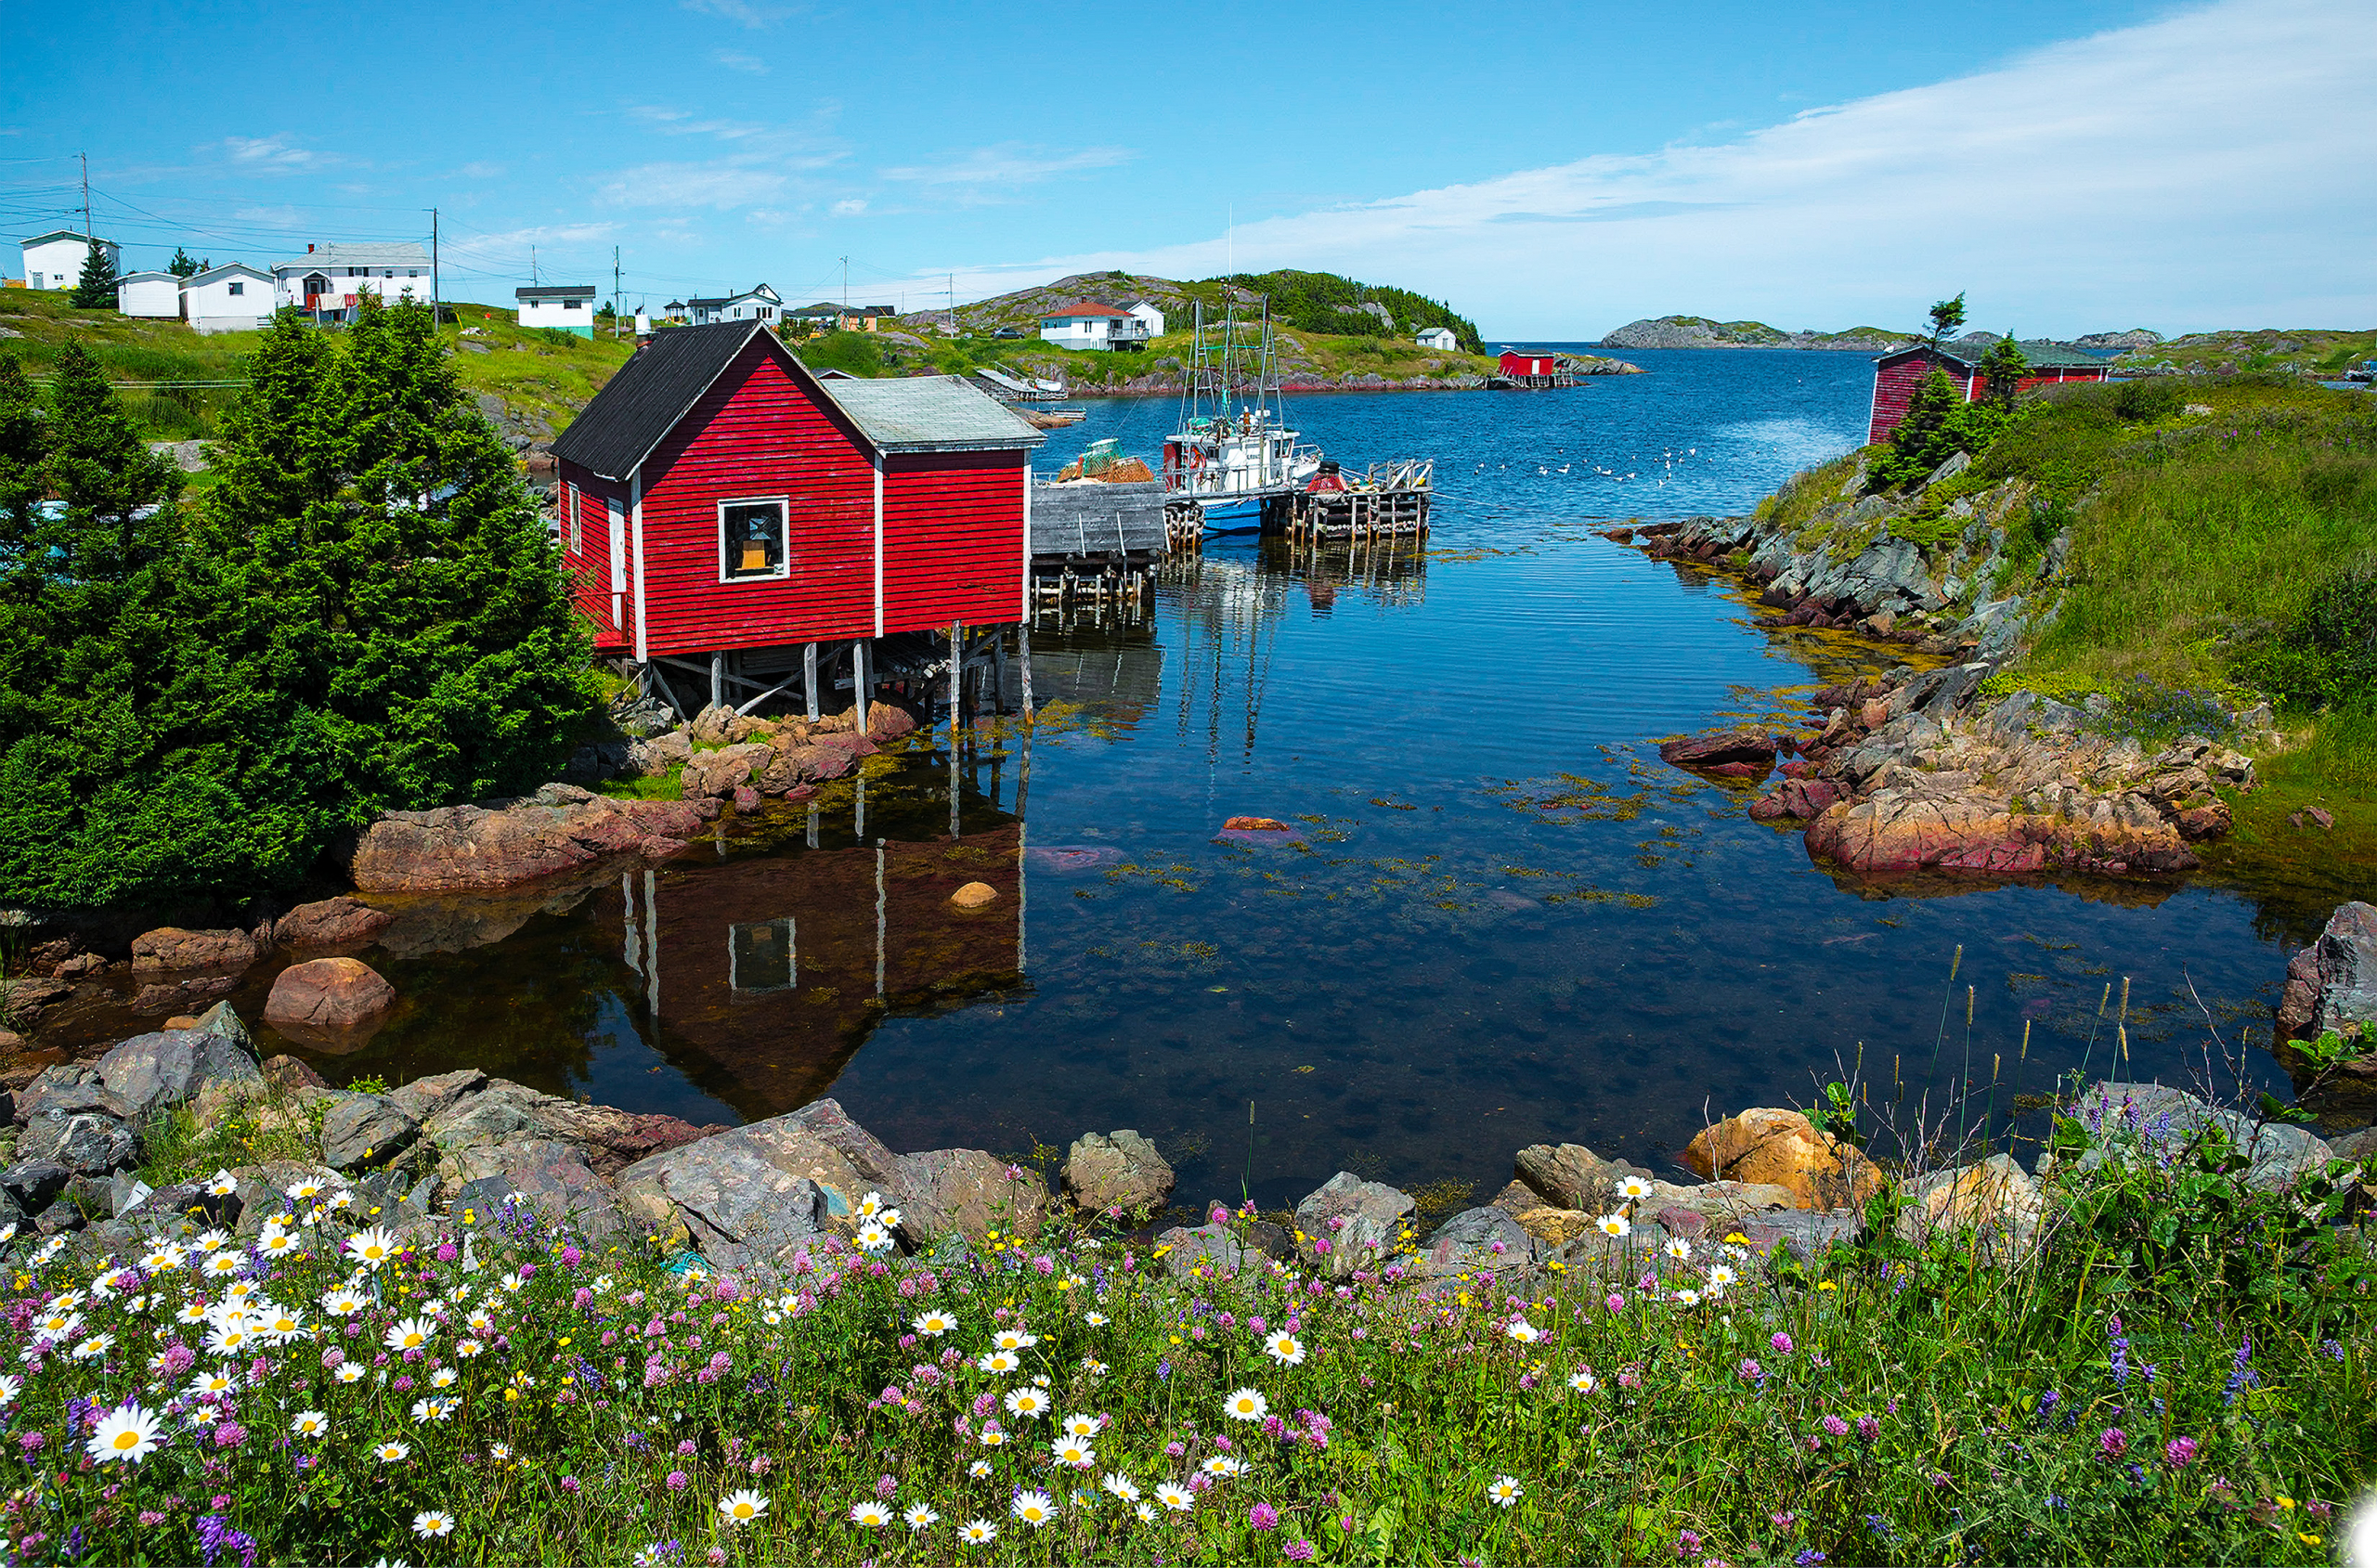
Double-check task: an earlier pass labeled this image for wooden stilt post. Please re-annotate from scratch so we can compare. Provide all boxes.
[709,651,724,714]
[1019,619,1034,722]
[803,641,820,722]
[854,641,871,735]
[949,622,963,843]
[992,628,1007,717]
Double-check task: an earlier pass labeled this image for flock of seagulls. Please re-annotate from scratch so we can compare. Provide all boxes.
[1471,445,1702,486]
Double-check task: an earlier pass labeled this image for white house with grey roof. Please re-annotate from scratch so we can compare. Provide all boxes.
[517,284,599,337]
[115,271,180,318]
[19,229,119,292]
[271,242,433,321]
[182,264,273,335]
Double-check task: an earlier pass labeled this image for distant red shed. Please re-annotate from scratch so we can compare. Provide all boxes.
[1499,350,1559,378]
[1866,341,2113,445]
[550,320,1045,665]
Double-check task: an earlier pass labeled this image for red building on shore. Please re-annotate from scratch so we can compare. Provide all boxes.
[550,320,1045,718]
[1866,340,2114,445]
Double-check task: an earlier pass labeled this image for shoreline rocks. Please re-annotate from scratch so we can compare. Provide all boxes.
[264,957,397,1039]
[349,784,708,893]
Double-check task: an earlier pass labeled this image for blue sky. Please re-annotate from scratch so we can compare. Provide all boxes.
[4,0,2371,337]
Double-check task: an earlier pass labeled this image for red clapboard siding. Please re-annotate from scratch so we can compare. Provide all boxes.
[559,464,633,653]
[1868,355,1975,444]
[880,451,1027,633]
[637,340,877,657]
[1498,351,1555,377]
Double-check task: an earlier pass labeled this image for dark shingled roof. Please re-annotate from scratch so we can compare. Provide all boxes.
[1879,339,2113,372]
[549,320,768,480]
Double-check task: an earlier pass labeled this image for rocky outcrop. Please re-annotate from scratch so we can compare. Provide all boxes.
[132,927,260,974]
[1061,1130,1175,1217]
[1657,729,1783,777]
[681,743,774,800]
[1600,317,1912,354]
[93,1029,262,1121]
[349,784,706,892]
[1682,1108,1881,1211]
[319,1093,420,1171]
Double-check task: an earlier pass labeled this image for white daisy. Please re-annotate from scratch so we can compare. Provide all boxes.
[1616,1175,1655,1200]
[411,1510,455,1538]
[1101,1472,1140,1502]
[850,1500,892,1528]
[1595,1212,1631,1239]
[1049,1436,1096,1468]
[1062,1411,1099,1439]
[375,1441,410,1463]
[903,1503,938,1531]
[1505,1319,1541,1343]
[959,1519,997,1545]
[976,1349,1020,1376]
[1084,1311,1109,1327]
[1003,1387,1049,1419]
[1223,1387,1268,1422]
[1010,1490,1056,1528]
[1665,1238,1693,1262]
[1201,1455,1248,1478]
[911,1310,956,1337]
[1264,1330,1304,1366]
[1487,1473,1524,1507]
[718,1490,770,1525]
[1567,1369,1599,1394]
[291,1410,330,1438]
[992,1328,1039,1352]
[86,1403,162,1464]
[1155,1482,1194,1512]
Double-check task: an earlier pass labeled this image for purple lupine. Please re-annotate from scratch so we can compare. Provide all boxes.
[2108,1315,2128,1388]
[2224,1335,2259,1405]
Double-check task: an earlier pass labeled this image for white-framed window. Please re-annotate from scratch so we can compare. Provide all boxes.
[565,484,580,553]
[563,297,583,311]
[227,281,243,296]
[729,918,796,993]
[719,497,790,582]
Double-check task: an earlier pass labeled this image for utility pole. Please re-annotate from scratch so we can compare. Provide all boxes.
[431,207,441,327]
[840,256,848,310]
[80,152,90,237]
[531,245,539,286]
[613,246,622,339]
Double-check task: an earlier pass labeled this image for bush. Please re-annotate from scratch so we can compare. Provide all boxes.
[2235,560,2377,713]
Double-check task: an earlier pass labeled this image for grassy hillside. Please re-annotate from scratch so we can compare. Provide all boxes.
[0,287,634,439]
[2114,328,2377,379]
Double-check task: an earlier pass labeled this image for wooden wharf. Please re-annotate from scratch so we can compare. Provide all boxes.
[1270,459,1433,544]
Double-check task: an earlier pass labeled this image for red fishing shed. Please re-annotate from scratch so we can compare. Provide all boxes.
[550,320,1046,718]
[1866,341,2114,445]
[1499,350,1558,378]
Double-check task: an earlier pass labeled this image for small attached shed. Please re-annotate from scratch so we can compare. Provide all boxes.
[1499,350,1557,377]
[115,270,180,317]
[181,263,272,334]
[548,320,1046,716]
[1867,341,2113,444]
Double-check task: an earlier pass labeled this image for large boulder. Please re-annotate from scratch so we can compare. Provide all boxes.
[264,958,396,1039]
[131,927,260,975]
[1062,1130,1175,1217]
[319,1093,421,1172]
[1894,1154,2043,1262]
[348,786,705,893]
[0,1160,71,1213]
[19,1114,136,1177]
[1152,1221,1245,1278]
[1658,730,1781,774]
[273,897,395,952]
[93,1029,263,1121]
[680,743,774,800]
[1682,1108,1880,1211]
[1805,784,2196,876]
[16,1067,128,1122]
[1292,1172,1416,1278]
[418,1077,713,1186]
[901,1148,1052,1243]
[449,1141,627,1241]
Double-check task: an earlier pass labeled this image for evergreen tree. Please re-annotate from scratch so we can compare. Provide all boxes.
[1979,334,2029,410]
[68,240,121,309]
[168,247,201,279]
[1927,292,1967,348]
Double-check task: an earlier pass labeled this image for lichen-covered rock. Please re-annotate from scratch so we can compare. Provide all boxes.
[1682,1108,1880,1211]
[1062,1130,1175,1217]
[1292,1172,1416,1278]
[19,1114,136,1177]
[1894,1154,2043,1262]
[900,1148,1052,1243]
[93,1029,262,1121]
[1407,1205,1538,1281]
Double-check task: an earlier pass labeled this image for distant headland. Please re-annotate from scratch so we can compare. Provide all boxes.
[1598,315,2164,354]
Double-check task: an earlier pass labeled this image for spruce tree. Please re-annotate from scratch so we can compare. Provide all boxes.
[68,240,121,309]
[169,247,201,279]
[1979,334,2029,411]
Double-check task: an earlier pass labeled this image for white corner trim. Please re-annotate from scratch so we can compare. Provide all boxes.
[872,452,885,638]
[630,468,648,663]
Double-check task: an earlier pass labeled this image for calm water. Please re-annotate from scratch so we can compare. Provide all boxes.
[58,350,2345,1209]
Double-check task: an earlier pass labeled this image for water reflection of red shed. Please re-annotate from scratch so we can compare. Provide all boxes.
[615,824,1024,1118]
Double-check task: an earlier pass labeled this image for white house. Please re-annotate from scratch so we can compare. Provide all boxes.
[115,270,180,317]
[181,263,273,335]
[271,242,433,322]
[20,229,119,292]
[1118,297,1165,343]
[1416,326,1458,352]
[517,284,598,336]
[1038,299,1132,351]
[684,284,782,326]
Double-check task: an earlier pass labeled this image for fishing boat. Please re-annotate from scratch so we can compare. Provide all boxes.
[1161,300,1320,533]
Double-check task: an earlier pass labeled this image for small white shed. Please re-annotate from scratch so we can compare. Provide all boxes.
[517,284,599,336]
[182,264,273,334]
[1416,326,1458,352]
[20,229,119,292]
[116,270,181,317]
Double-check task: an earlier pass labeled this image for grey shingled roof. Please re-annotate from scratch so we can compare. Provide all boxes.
[550,321,768,480]
[185,263,270,286]
[273,242,431,272]
[21,228,115,248]
[819,375,1045,453]
[517,284,597,300]
[551,326,1045,479]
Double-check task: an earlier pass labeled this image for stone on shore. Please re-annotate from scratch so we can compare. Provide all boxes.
[450,1142,627,1240]
[950,882,999,911]
[1682,1108,1881,1211]
[274,896,395,951]
[681,743,774,800]
[19,1113,136,1177]
[93,1028,262,1121]
[1804,784,2196,875]
[131,927,261,974]
[320,1093,422,1171]
[2277,901,2376,1042]
[1292,1172,1416,1278]
[1511,1143,1658,1212]
[1153,1221,1245,1277]
[900,1148,1052,1243]
[1894,1154,2043,1262]
[264,957,396,1037]
[348,784,705,893]
[1061,1130,1175,1217]
[1408,1205,1538,1281]
[2067,1082,2332,1194]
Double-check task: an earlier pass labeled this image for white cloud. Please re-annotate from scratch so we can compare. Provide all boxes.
[928,0,2377,337]
[712,49,768,73]
[217,136,328,173]
[881,142,1132,201]
[459,161,506,179]
[599,163,789,210]
[830,198,867,216]
[682,0,799,26]
[597,106,846,212]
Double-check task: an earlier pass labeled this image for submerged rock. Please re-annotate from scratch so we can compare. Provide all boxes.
[131,927,261,975]
[348,786,704,893]
[1657,730,1782,772]
[273,897,395,951]
[264,957,397,1040]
